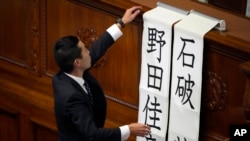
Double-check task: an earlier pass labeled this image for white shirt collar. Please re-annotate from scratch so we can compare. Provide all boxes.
[64,72,85,87]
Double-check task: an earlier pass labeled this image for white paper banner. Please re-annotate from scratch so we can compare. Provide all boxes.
[137,4,187,141]
[168,12,218,141]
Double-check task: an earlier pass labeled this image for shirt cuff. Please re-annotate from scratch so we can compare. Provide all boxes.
[120,125,130,141]
[106,24,123,41]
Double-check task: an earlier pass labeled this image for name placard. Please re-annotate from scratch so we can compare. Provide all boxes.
[138,2,221,141]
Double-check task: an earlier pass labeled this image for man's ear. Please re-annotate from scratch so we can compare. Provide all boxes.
[73,59,80,67]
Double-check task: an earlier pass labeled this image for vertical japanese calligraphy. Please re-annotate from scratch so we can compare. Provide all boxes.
[143,94,162,130]
[138,3,187,141]
[138,2,221,141]
[168,12,219,141]
[147,28,166,63]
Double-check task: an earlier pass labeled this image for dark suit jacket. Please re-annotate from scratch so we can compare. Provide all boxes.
[53,31,121,141]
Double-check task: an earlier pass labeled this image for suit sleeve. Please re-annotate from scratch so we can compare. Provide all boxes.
[89,24,123,66]
[65,93,121,141]
[89,31,114,65]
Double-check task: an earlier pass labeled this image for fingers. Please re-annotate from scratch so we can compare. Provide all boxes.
[129,6,142,15]
[130,9,141,19]
[129,123,151,137]
[122,6,142,25]
[137,125,151,137]
[128,6,142,18]
[140,125,151,137]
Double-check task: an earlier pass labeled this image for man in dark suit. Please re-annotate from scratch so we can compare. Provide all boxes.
[52,6,150,141]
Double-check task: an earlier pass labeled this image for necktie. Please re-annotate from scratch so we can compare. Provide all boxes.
[84,81,93,103]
